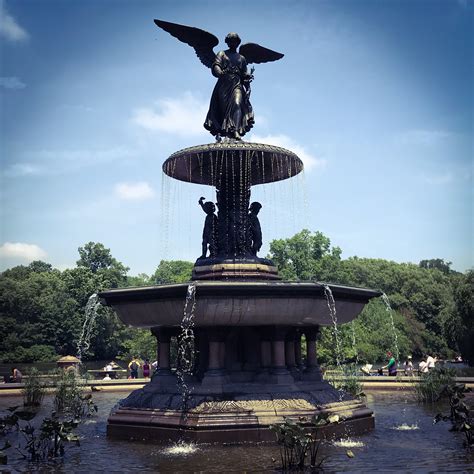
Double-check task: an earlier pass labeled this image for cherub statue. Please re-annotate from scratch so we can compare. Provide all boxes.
[154,19,284,140]
[198,197,218,259]
[248,202,262,256]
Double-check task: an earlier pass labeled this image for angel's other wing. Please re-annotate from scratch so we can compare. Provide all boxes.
[154,19,219,68]
[239,43,284,64]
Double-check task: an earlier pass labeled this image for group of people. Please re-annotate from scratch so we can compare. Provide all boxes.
[127,358,156,379]
[361,352,439,377]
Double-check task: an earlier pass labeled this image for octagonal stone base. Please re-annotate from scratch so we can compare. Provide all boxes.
[107,379,374,443]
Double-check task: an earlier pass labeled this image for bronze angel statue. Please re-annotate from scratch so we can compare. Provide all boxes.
[154,19,284,140]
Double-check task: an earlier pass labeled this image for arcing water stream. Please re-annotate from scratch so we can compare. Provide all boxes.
[77,293,101,360]
[381,293,400,362]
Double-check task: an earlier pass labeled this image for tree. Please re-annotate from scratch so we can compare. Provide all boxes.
[77,242,129,288]
[268,229,341,281]
[453,270,474,365]
[153,260,193,284]
[419,259,452,274]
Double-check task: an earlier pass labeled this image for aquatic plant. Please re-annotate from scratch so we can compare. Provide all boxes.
[434,383,473,449]
[22,368,46,407]
[270,412,337,470]
[325,365,365,399]
[415,366,456,403]
[0,407,80,462]
[53,370,97,419]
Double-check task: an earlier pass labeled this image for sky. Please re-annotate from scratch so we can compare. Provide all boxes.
[0,0,472,276]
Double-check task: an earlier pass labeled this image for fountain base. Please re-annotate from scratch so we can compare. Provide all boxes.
[107,379,374,443]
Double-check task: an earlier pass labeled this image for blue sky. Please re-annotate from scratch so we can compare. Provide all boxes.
[1,0,472,275]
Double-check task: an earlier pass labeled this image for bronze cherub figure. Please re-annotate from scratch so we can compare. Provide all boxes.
[154,19,284,140]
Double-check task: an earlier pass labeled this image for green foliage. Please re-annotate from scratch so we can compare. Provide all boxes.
[119,328,156,361]
[1,345,58,363]
[270,413,337,470]
[453,270,474,366]
[1,406,83,462]
[269,229,341,280]
[22,369,46,407]
[153,260,193,284]
[434,383,473,448]
[269,230,467,363]
[53,371,97,419]
[415,366,456,403]
[325,365,365,398]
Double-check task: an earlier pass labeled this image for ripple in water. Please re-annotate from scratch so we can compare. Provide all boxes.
[333,439,365,448]
[392,423,419,431]
[162,441,199,456]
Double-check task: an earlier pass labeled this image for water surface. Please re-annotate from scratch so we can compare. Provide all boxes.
[1,390,472,472]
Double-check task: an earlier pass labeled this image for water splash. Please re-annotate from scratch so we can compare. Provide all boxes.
[333,439,365,448]
[392,423,419,431]
[77,293,101,360]
[323,285,343,368]
[176,283,197,412]
[162,440,199,456]
[381,293,400,362]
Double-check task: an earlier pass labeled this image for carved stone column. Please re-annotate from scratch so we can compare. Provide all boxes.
[271,327,291,376]
[202,328,228,388]
[285,329,298,377]
[295,329,303,369]
[151,327,173,376]
[303,326,322,381]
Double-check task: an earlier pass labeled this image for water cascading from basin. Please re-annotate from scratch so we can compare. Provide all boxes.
[77,293,101,360]
[176,283,197,412]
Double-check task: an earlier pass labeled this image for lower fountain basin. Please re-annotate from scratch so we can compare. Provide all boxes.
[99,281,382,328]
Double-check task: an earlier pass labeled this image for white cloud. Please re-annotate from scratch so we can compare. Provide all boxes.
[114,181,155,201]
[0,76,26,89]
[132,91,208,137]
[250,133,326,172]
[397,129,452,146]
[0,242,47,261]
[0,1,29,42]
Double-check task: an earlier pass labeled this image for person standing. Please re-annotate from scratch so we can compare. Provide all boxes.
[382,351,397,376]
[426,354,437,370]
[128,358,141,379]
[143,359,151,379]
[404,356,414,376]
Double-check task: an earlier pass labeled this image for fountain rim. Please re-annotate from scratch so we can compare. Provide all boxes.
[99,280,383,305]
[162,141,304,186]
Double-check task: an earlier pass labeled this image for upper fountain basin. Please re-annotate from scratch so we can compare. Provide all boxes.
[99,281,382,329]
[163,142,303,186]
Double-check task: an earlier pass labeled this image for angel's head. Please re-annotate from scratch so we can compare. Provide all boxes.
[225,32,241,48]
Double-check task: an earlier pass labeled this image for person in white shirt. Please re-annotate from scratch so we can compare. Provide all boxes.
[103,373,112,380]
[426,354,437,370]
[419,360,429,374]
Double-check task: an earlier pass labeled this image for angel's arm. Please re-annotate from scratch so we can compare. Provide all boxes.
[211,52,225,78]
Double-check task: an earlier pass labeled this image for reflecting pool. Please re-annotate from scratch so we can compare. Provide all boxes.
[1,390,472,471]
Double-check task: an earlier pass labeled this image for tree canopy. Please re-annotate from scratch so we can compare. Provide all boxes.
[0,232,471,366]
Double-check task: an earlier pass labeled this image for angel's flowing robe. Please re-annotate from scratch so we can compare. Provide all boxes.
[204,50,255,138]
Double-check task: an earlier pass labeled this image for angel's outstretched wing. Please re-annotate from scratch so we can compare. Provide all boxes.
[239,43,284,64]
[154,19,218,68]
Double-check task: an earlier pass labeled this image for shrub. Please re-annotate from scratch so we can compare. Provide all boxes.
[415,366,456,403]
[22,368,46,407]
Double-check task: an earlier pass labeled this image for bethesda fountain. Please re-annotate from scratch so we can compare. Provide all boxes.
[99,19,381,443]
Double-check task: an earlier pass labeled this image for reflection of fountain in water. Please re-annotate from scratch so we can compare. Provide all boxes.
[176,283,197,412]
[77,293,101,360]
[381,293,400,361]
